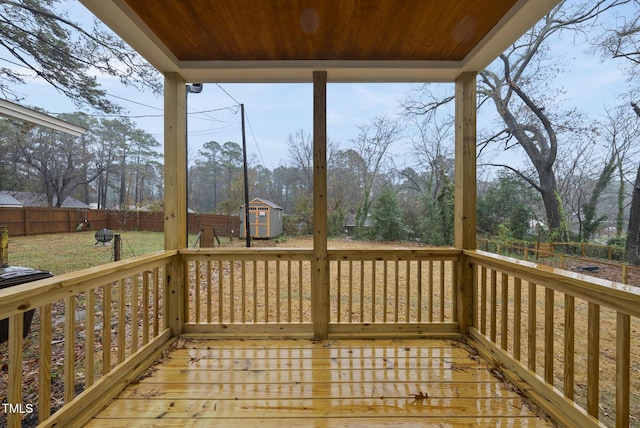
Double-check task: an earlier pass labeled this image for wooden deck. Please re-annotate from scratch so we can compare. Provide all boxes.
[87,339,553,427]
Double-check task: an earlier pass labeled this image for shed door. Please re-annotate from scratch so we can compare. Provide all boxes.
[255,209,268,237]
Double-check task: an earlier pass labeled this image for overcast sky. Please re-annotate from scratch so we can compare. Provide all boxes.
[5,0,636,173]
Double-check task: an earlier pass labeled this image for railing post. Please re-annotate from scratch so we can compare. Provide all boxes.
[454,71,477,334]
[312,70,329,339]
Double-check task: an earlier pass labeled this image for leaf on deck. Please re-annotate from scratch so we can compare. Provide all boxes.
[411,390,429,404]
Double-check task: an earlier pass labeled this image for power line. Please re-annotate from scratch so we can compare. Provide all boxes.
[216,83,242,106]
[243,110,266,167]
[213,84,267,167]
[105,93,163,111]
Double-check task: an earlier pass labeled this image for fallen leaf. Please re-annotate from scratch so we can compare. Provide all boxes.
[411,390,428,404]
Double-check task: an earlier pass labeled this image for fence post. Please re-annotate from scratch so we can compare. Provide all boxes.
[113,234,122,261]
[0,226,8,266]
[200,226,214,247]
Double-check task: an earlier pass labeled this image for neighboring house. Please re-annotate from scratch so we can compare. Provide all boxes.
[344,210,370,236]
[0,192,23,208]
[2,192,90,209]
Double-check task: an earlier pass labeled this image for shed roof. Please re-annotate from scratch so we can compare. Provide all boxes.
[79,0,560,82]
[243,198,283,210]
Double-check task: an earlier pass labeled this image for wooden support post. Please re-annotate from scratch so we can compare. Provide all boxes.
[312,70,329,340]
[454,71,477,334]
[0,226,8,266]
[164,72,187,336]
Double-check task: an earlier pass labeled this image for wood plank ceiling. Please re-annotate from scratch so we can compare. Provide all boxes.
[81,0,559,81]
[123,0,517,62]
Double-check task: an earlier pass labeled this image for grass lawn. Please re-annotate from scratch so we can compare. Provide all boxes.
[6,231,168,274]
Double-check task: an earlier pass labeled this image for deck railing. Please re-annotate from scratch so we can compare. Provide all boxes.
[181,248,314,337]
[328,249,458,336]
[466,249,640,428]
[3,246,639,427]
[0,251,175,428]
[181,248,459,338]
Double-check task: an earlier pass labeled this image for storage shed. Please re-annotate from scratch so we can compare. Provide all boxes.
[239,198,283,239]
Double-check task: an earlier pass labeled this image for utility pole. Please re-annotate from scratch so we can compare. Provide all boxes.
[241,103,251,247]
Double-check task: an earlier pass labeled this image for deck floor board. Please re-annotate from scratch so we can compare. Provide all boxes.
[88,339,553,427]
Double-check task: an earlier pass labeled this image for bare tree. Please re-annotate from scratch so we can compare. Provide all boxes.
[286,129,314,193]
[626,105,640,263]
[11,119,102,207]
[595,0,640,262]
[403,0,629,241]
[351,115,401,238]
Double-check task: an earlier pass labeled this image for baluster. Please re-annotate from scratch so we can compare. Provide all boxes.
[287,261,292,323]
[65,296,75,402]
[490,270,497,342]
[132,275,139,353]
[528,282,537,372]
[242,261,247,323]
[337,260,342,322]
[480,266,487,334]
[206,261,212,323]
[383,261,389,323]
[545,288,554,384]
[39,303,52,422]
[501,273,509,350]
[587,302,600,418]
[513,278,522,360]
[218,261,224,322]
[405,260,411,322]
[564,294,575,399]
[230,260,235,323]
[439,260,446,322]
[616,312,630,428]
[371,260,376,322]
[142,271,149,344]
[86,291,95,387]
[195,260,201,323]
[417,260,422,323]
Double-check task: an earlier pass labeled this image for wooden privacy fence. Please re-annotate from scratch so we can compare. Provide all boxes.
[0,208,239,237]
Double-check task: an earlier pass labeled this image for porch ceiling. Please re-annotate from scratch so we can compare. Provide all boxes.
[79,0,560,83]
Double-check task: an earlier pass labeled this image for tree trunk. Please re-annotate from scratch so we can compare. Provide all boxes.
[625,163,640,264]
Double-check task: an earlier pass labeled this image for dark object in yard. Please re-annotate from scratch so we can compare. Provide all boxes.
[574,266,600,273]
[95,228,114,245]
[0,266,54,343]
